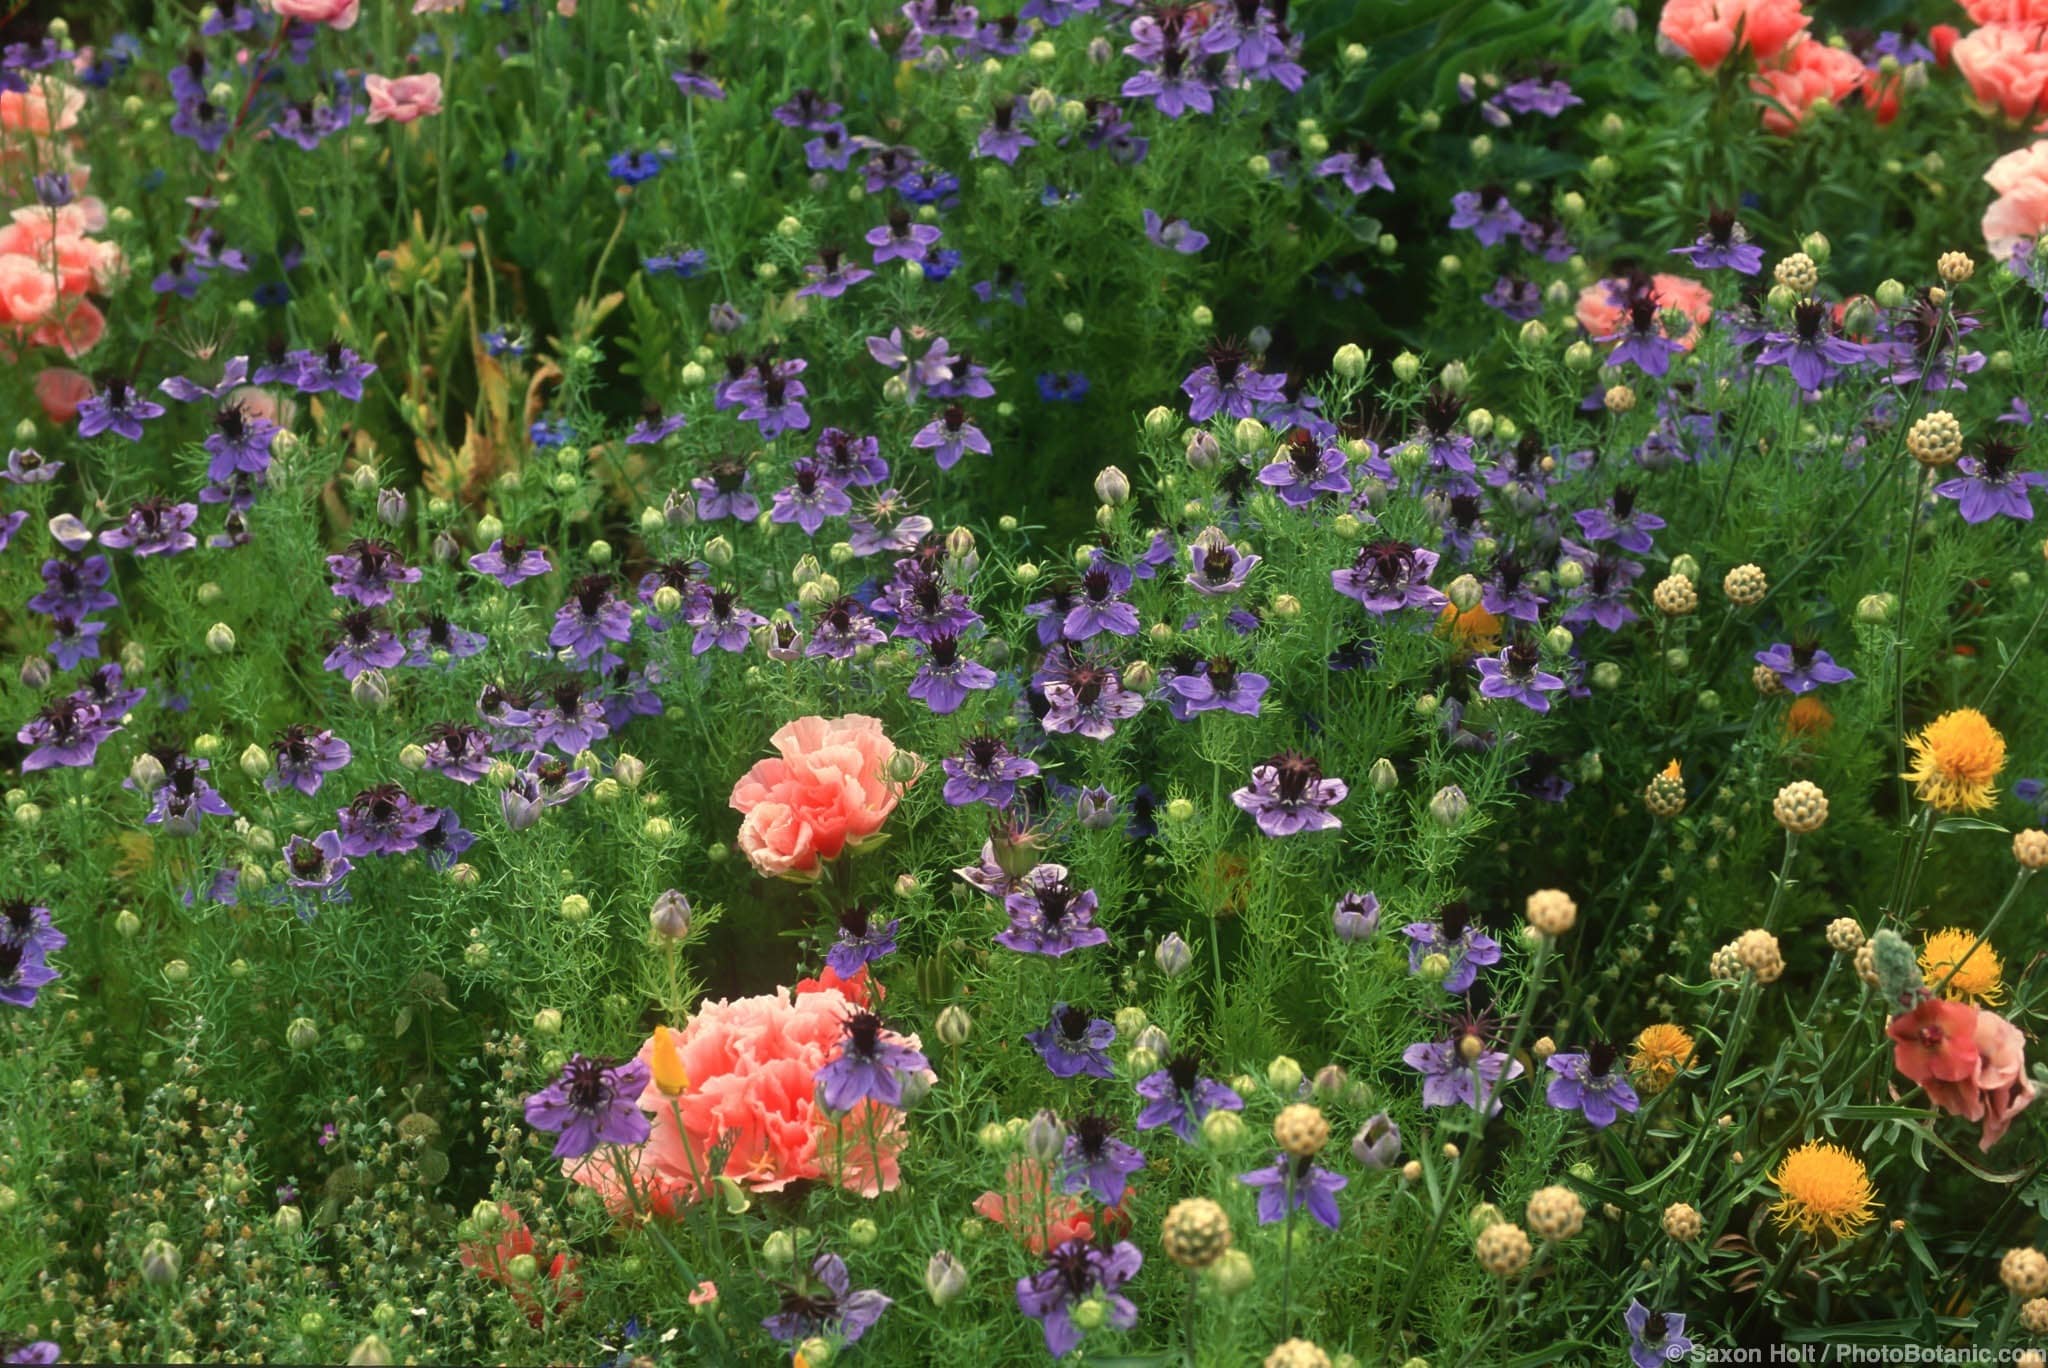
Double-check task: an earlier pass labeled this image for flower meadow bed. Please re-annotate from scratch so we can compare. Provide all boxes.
[11,0,2048,1366]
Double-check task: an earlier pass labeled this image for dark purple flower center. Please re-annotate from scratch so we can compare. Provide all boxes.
[1072,1112,1112,1156]
[1270,750,1323,803]
[290,841,327,877]
[572,574,613,616]
[0,944,24,982]
[2,900,31,936]
[1792,300,1826,342]
[1587,1042,1618,1076]
[965,734,1002,770]
[1705,208,1737,246]
[563,1055,616,1112]
[839,904,872,939]
[1438,901,1472,941]
[844,1010,884,1059]
[1165,1050,1203,1095]
[1058,1007,1091,1042]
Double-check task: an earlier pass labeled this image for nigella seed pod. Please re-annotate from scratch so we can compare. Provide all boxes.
[18,655,51,690]
[1023,1110,1065,1162]
[935,1004,972,1046]
[140,1238,181,1285]
[351,668,391,710]
[376,487,408,526]
[1429,784,1470,826]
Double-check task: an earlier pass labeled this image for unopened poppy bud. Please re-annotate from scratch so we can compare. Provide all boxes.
[1333,342,1367,378]
[1446,574,1483,612]
[1391,351,1421,382]
[1271,593,1302,619]
[240,743,271,780]
[1023,1110,1066,1162]
[396,743,428,772]
[206,622,236,654]
[1266,1055,1303,1093]
[534,1008,563,1036]
[1165,796,1195,823]
[703,535,734,566]
[1115,1006,1148,1037]
[1233,417,1268,452]
[1201,1108,1246,1149]
[141,1238,181,1285]
[1094,466,1131,505]
[1429,785,1470,827]
[287,1017,319,1050]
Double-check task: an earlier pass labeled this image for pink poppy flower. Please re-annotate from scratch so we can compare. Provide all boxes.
[364,73,444,125]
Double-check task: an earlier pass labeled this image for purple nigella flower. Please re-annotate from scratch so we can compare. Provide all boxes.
[1332,891,1380,941]
[324,609,405,680]
[804,127,853,171]
[1182,342,1287,423]
[1447,185,1526,246]
[1187,532,1258,594]
[692,459,760,522]
[1572,485,1665,554]
[336,783,438,857]
[145,754,236,836]
[99,498,198,557]
[1401,903,1502,994]
[1484,274,1543,321]
[880,558,979,643]
[1315,144,1393,196]
[1558,543,1643,632]
[1027,1004,1117,1080]
[417,809,478,871]
[771,86,842,130]
[1601,294,1686,378]
[0,942,58,1009]
[1499,75,1580,116]
[522,1054,651,1160]
[805,597,889,661]
[500,755,592,829]
[976,100,1035,163]
[826,905,899,977]
[687,587,766,655]
[202,404,278,483]
[532,679,612,754]
[817,1010,930,1111]
[268,724,352,796]
[1935,439,2046,524]
[1064,559,1140,641]
[671,52,726,100]
[1259,432,1353,506]
[815,428,889,487]
[1041,663,1145,740]
[550,575,633,661]
[405,613,488,667]
[645,246,709,278]
[1672,209,1764,275]
[75,377,165,441]
[281,830,353,907]
[1332,542,1446,614]
[1754,640,1856,694]
[942,734,1039,808]
[770,458,854,534]
[999,868,1109,957]
[72,662,145,715]
[1546,1043,1641,1128]
[45,615,103,669]
[1059,1113,1146,1203]
[29,554,116,617]
[625,403,687,445]
[908,636,997,715]
[912,406,991,471]
[1404,1034,1524,1116]
[1136,1051,1243,1143]
[1626,1301,1696,1368]
[1017,1240,1141,1359]
[5,446,61,483]
[327,538,420,606]
[796,245,874,300]
[1481,552,1548,623]
[1232,751,1346,836]
[866,208,942,264]
[0,900,65,961]
[1240,1152,1348,1230]
[18,697,118,771]
[1122,43,1212,118]
[1475,640,1566,713]
[289,342,377,400]
[1758,300,1868,392]
[1165,657,1269,717]
[1142,208,1208,253]
[763,1253,890,1345]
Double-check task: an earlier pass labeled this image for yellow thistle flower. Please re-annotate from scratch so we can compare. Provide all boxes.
[1769,1142,1877,1242]
[1629,1024,1698,1094]
[650,1024,690,1096]
[1919,927,2005,1005]
[1902,708,2006,813]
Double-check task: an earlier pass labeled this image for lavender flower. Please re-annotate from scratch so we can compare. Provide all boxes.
[404,614,488,667]
[1259,432,1353,506]
[1239,1152,1348,1230]
[0,942,58,1009]
[268,725,352,796]
[1757,300,1868,392]
[1142,208,1208,253]
[1401,903,1502,993]
[763,1253,890,1345]
[912,406,991,470]
[1136,1051,1243,1142]
[522,1054,652,1159]
[770,459,853,534]
[1601,295,1686,378]
[805,597,889,661]
[3,447,61,483]
[1753,640,1856,694]
[29,554,115,618]
[796,245,874,299]
[1060,1113,1146,1203]
[1558,543,1643,632]
[1187,532,1259,594]
[998,868,1109,957]
[145,754,236,836]
[908,636,997,714]
[1571,485,1665,554]
[288,342,377,400]
[532,680,612,754]
[827,905,900,977]
[1041,663,1144,740]
[866,207,942,264]
[1182,341,1286,423]
[1026,1004,1117,1080]
[814,427,890,487]
[281,831,353,906]
[1351,1112,1401,1168]
[500,756,593,829]
[75,378,165,441]
[1404,1035,1524,1116]
[203,405,278,482]
[1165,657,1269,717]
[817,1010,930,1111]
[326,538,419,607]
[687,587,767,655]
[1231,751,1346,837]
[1447,186,1526,246]
[323,610,405,680]
[17,697,119,771]
[98,498,198,557]
[975,100,1035,163]
[1545,1043,1641,1128]
[1062,560,1140,641]
[1016,1240,1141,1359]
[1315,143,1393,195]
